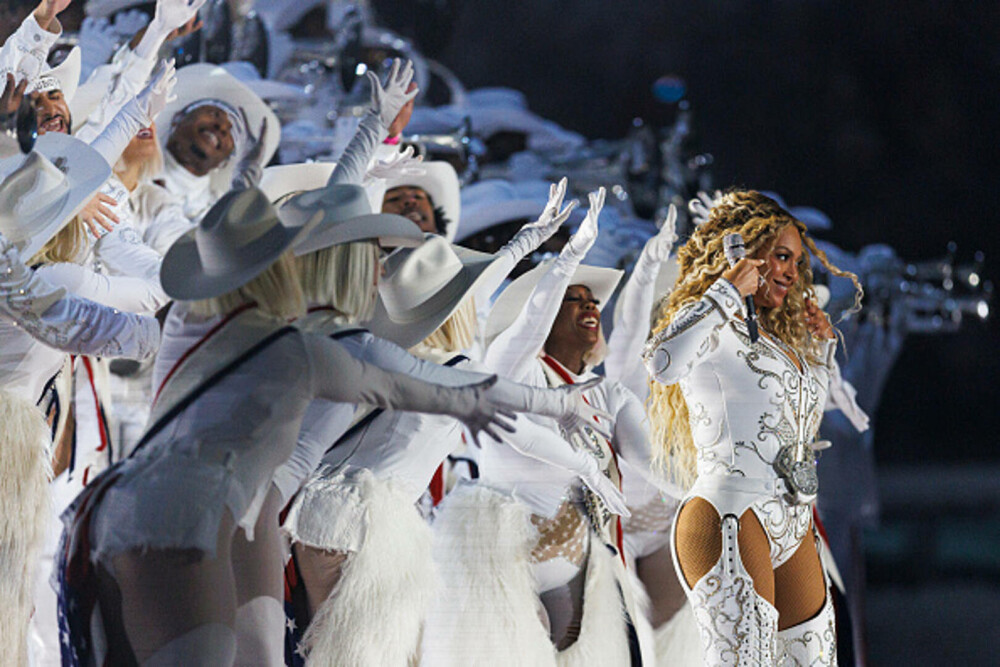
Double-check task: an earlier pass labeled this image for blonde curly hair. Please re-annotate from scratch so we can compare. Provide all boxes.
[646,189,862,487]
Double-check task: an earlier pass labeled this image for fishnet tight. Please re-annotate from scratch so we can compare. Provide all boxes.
[674,497,826,629]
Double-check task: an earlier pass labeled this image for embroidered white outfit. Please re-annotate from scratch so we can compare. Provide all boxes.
[643,277,839,666]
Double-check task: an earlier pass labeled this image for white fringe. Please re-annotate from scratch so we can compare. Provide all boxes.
[422,483,555,667]
[423,483,639,667]
[299,471,437,667]
[0,390,52,666]
[654,603,703,667]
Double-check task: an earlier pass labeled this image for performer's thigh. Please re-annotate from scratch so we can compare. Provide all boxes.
[773,528,826,630]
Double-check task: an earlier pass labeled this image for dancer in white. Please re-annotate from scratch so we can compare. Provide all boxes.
[643,190,863,665]
[56,175,524,666]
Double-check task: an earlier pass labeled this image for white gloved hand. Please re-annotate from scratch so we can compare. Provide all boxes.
[151,0,207,36]
[452,376,518,447]
[135,58,177,123]
[555,377,614,441]
[366,58,419,131]
[78,17,119,79]
[231,111,267,189]
[520,176,579,242]
[641,203,678,264]
[365,145,424,182]
[112,9,151,39]
[562,186,604,260]
[580,465,630,518]
[688,190,719,227]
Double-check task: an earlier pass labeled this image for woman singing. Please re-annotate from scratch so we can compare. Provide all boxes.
[643,190,862,665]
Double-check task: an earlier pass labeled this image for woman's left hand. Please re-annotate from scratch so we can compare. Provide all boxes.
[804,298,835,339]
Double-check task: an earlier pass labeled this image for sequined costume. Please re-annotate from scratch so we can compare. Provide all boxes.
[643,277,839,666]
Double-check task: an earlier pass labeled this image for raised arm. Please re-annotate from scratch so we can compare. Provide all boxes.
[484,187,604,382]
[642,276,745,385]
[606,204,677,396]
[327,59,418,186]
[0,236,160,359]
[0,2,63,85]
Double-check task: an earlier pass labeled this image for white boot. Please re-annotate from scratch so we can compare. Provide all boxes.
[777,587,837,666]
[687,515,780,666]
[142,623,236,667]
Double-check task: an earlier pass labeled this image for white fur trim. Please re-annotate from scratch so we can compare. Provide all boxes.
[298,471,437,667]
[422,483,555,667]
[555,544,633,666]
[654,603,703,667]
[423,483,639,666]
[0,391,52,665]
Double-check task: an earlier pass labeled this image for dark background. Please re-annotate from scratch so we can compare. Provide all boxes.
[379,0,1000,467]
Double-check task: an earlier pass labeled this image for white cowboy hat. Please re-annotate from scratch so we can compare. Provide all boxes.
[259,163,337,203]
[0,132,111,260]
[456,178,584,242]
[381,161,461,241]
[365,236,505,348]
[284,183,424,255]
[156,64,280,197]
[486,259,623,344]
[28,46,81,102]
[159,186,318,300]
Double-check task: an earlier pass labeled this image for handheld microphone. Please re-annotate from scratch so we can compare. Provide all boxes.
[723,233,759,343]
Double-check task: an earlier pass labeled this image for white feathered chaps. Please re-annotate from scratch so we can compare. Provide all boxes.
[424,482,641,666]
[0,390,53,665]
[294,471,438,667]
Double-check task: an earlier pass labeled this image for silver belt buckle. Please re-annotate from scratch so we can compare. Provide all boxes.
[773,444,818,505]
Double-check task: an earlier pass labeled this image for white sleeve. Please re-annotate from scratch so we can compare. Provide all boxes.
[0,240,160,359]
[484,250,583,382]
[642,277,744,386]
[605,252,660,396]
[823,355,870,432]
[74,46,157,144]
[87,97,147,166]
[35,259,167,314]
[141,197,196,256]
[501,413,601,477]
[607,382,682,497]
[328,112,387,186]
[0,14,60,84]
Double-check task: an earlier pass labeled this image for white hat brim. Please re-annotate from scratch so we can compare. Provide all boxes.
[0,133,111,261]
[366,250,503,349]
[159,189,305,301]
[294,213,424,256]
[382,161,461,241]
[486,259,623,344]
[259,163,336,203]
[156,65,280,197]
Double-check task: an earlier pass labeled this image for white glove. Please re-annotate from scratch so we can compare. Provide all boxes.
[112,9,151,39]
[503,177,579,260]
[135,58,177,123]
[640,203,678,265]
[562,186,604,260]
[452,376,518,447]
[365,144,424,182]
[580,466,630,518]
[231,111,267,190]
[688,190,719,227]
[366,58,419,131]
[137,0,207,59]
[78,17,119,80]
[555,377,614,441]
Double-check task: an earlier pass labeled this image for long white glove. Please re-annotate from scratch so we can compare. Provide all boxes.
[364,144,424,182]
[89,58,176,165]
[501,177,579,263]
[135,0,207,59]
[446,376,518,447]
[367,58,419,132]
[112,9,151,39]
[78,17,119,80]
[0,233,160,360]
[328,59,419,186]
[640,203,678,267]
[580,464,630,518]
[559,186,604,261]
